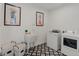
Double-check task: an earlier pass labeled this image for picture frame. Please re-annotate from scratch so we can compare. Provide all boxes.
[4,3,21,26]
[36,12,44,26]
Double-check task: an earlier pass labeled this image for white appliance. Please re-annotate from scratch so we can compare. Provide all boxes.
[61,33,79,56]
[47,30,61,51]
[0,48,2,56]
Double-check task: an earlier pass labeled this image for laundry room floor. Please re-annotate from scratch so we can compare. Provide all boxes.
[24,43,66,56]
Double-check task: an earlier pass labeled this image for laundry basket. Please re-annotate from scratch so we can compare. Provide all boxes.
[14,43,26,56]
[1,42,14,56]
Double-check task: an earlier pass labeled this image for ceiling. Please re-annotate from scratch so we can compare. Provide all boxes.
[24,3,66,11]
[11,3,74,11]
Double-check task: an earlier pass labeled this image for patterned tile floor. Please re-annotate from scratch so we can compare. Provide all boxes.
[24,43,66,56]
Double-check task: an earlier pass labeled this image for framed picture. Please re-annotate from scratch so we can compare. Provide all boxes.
[4,3,21,26]
[36,12,44,26]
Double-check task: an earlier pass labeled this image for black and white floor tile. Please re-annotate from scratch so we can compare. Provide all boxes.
[24,43,66,56]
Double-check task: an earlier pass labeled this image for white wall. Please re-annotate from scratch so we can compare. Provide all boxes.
[49,4,79,34]
[0,3,49,46]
